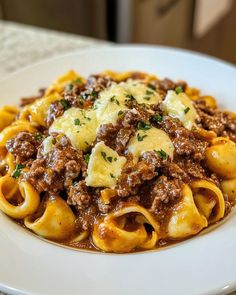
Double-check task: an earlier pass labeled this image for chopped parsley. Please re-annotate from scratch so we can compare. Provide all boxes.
[137,121,152,130]
[91,90,98,98]
[110,95,120,105]
[125,94,135,101]
[84,154,90,164]
[101,151,107,161]
[155,149,167,160]
[101,152,115,163]
[114,157,117,161]
[12,164,25,179]
[184,107,190,114]
[146,90,154,95]
[148,84,156,90]
[65,84,73,91]
[60,99,70,110]
[110,173,115,179]
[92,104,98,110]
[34,133,43,141]
[84,141,89,146]
[151,114,163,123]
[175,86,183,94]
[143,96,151,101]
[74,118,81,126]
[75,78,82,84]
[137,133,147,142]
[118,110,124,116]
[107,156,113,163]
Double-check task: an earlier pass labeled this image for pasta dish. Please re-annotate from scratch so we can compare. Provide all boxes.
[0,70,235,253]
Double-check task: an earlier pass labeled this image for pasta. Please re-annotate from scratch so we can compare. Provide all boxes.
[0,70,235,253]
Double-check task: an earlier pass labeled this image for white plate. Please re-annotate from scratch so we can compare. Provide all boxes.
[0,46,236,295]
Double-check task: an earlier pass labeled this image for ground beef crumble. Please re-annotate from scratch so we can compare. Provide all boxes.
[25,135,84,193]
[6,131,42,164]
[195,99,236,142]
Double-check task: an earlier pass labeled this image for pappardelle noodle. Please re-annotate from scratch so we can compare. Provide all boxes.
[0,70,235,253]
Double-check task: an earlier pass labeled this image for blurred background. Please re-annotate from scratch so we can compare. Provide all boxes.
[0,0,236,74]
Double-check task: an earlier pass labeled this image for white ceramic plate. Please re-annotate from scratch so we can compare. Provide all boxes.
[0,46,236,295]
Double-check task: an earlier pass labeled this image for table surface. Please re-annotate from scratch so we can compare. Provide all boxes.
[0,20,235,295]
[0,20,109,79]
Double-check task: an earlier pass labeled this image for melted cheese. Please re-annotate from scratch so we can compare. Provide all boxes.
[95,80,162,126]
[162,90,198,130]
[27,94,61,127]
[49,107,98,151]
[121,80,162,105]
[127,127,174,162]
[85,141,127,188]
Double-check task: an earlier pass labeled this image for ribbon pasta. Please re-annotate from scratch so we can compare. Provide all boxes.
[24,195,76,241]
[0,175,40,219]
[0,120,36,148]
[92,204,160,253]
[0,105,19,131]
[206,137,236,179]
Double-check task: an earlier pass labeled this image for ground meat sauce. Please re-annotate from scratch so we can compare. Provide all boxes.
[6,131,42,164]
[25,135,85,193]
[4,72,233,253]
[195,99,236,142]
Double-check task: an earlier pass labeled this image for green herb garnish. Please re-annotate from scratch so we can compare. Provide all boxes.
[148,84,156,90]
[34,133,43,141]
[175,86,183,94]
[74,118,81,126]
[84,154,90,164]
[110,96,120,105]
[110,96,115,102]
[155,149,167,160]
[137,133,147,142]
[110,173,115,178]
[184,107,190,114]
[143,96,151,101]
[65,84,73,91]
[137,121,152,130]
[125,94,135,100]
[60,99,70,110]
[152,114,163,123]
[107,156,113,163]
[101,152,107,161]
[12,164,25,179]
[91,90,98,98]
[146,90,154,95]
[75,78,82,84]
[118,110,124,116]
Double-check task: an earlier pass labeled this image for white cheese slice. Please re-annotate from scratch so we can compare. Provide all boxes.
[121,80,162,105]
[94,83,128,125]
[85,141,127,188]
[127,127,174,162]
[49,107,98,151]
[94,80,162,126]
[162,90,198,130]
